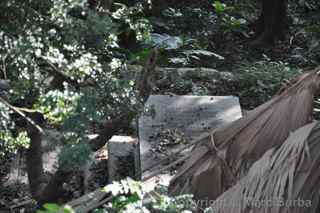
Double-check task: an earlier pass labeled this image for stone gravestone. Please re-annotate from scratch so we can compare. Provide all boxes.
[139,95,242,190]
[108,136,140,181]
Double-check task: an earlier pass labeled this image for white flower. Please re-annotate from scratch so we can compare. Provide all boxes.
[35,49,42,57]
[110,58,122,70]
[104,181,122,196]
[48,29,57,36]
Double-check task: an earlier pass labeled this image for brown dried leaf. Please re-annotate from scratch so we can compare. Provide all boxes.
[208,121,320,213]
[169,68,320,206]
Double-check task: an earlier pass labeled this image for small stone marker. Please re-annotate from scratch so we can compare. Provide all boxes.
[108,136,140,181]
[139,95,242,182]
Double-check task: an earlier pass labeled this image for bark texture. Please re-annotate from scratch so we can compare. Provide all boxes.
[252,0,288,45]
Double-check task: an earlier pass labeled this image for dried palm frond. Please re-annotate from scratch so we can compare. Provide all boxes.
[169,68,320,204]
[208,121,320,213]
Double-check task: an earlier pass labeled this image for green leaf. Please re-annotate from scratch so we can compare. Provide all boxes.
[37,203,61,213]
[214,1,225,15]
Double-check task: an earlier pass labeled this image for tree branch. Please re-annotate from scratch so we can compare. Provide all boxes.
[0,96,44,133]
[45,60,95,89]
[137,47,158,102]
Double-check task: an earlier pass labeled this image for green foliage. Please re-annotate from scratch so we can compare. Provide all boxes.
[0,103,13,131]
[0,103,30,159]
[113,3,152,41]
[160,7,212,37]
[58,142,91,171]
[237,59,302,106]
[213,1,228,16]
[100,179,195,212]
[102,178,144,212]
[37,203,74,213]
[147,3,246,67]
[40,179,195,213]
[212,1,247,34]
[0,131,30,160]
[0,0,152,170]
[4,131,30,149]
[36,90,81,124]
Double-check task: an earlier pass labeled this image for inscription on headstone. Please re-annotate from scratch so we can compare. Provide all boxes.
[139,95,242,180]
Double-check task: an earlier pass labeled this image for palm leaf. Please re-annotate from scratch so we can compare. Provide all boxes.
[169,68,320,205]
[208,121,320,213]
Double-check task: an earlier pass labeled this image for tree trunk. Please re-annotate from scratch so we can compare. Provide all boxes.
[25,116,129,205]
[26,124,47,200]
[252,0,288,45]
[26,123,66,205]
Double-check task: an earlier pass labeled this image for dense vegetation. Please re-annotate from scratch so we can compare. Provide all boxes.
[0,0,319,212]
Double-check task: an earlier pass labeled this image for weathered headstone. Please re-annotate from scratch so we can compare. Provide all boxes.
[139,95,242,185]
[108,136,140,181]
